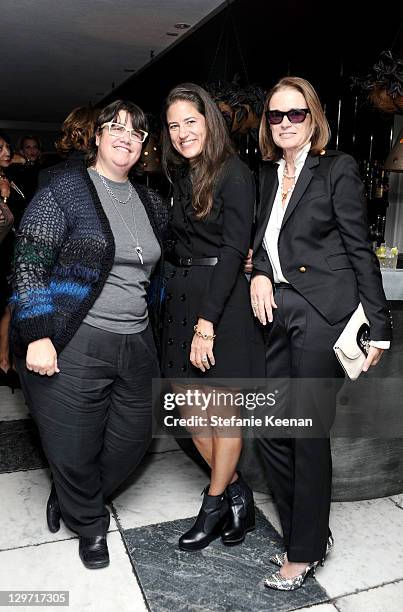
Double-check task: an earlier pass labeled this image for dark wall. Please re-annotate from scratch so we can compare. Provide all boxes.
[101,0,402,164]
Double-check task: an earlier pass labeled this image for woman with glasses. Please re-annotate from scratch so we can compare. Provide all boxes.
[161,83,264,551]
[251,77,391,590]
[11,100,167,569]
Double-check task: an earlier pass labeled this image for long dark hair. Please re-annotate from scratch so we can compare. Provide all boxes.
[86,100,148,167]
[162,83,234,218]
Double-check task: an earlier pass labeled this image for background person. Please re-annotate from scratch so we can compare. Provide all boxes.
[38,105,100,189]
[0,130,25,383]
[251,76,391,590]
[11,100,167,569]
[8,135,43,202]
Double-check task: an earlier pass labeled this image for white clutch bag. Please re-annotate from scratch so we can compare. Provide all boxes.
[333,303,370,380]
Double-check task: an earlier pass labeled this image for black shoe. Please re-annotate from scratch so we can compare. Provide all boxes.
[46,484,61,533]
[221,472,255,545]
[79,535,109,569]
[179,487,229,551]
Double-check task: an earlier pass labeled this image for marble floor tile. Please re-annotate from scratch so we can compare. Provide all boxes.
[123,508,328,612]
[113,450,209,529]
[148,436,181,454]
[293,605,337,612]
[0,531,147,612]
[335,579,403,612]
[0,469,118,550]
[389,493,403,509]
[0,419,47,473]
[0,386,29,421]
[314,498,403,599]
[254,496,282,536]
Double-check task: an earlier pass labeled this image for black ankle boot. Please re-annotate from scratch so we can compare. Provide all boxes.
[79,535,109,569]
[179,488,229,551]
[46,484,61,533]
[221,472,255,545]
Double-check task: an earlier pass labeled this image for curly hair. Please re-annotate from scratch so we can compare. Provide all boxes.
[55,106,100,157]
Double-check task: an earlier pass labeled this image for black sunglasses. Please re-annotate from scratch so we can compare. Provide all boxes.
[266,108,311,125]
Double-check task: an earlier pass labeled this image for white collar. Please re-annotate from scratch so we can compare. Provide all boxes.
[280,141,311,171]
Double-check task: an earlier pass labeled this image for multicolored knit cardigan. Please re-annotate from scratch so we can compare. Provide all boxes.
[10,164,168,357]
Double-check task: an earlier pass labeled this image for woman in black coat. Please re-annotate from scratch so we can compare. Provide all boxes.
[251,76,391,590]
[161,83,264,551]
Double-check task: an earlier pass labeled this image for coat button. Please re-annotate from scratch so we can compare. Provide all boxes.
[182,269,189,277]
[181,341,188,349]
[170,270,176,278]
[182,318,187,326]
[168,361,174,368]
[168,338,174,345]
[168,316,173,324]
[167,293,173,300]
[181,365,187,372]
[299,266,307,273]
[180,294,186,301]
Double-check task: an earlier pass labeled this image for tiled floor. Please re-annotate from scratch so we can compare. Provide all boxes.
[1,384,403,612]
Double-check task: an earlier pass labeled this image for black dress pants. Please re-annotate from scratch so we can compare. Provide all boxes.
[258,284,347,563]
[17,323,159,537]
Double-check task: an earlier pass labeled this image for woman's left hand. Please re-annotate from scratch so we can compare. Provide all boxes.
[190,318,216,373]
[362,346,384,372]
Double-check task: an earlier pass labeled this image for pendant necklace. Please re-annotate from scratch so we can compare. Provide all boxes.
[281,163,295,206]
[95,169,133,205]
[94,169,144,264]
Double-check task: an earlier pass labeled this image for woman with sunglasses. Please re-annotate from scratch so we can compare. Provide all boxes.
[11,100,166,569]
[251,77,390,590]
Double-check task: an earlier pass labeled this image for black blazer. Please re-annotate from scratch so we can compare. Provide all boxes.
[252,150,391,341]
[169,155,255,325]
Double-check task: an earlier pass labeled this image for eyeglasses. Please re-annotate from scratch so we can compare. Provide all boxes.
[266,108,311,125]
[101,122,148,143]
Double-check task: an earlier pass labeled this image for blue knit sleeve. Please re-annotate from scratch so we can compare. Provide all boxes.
[11,187,67,345]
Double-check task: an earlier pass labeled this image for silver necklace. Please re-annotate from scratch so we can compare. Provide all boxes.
[95,171,144,264]
[95,169,133,205]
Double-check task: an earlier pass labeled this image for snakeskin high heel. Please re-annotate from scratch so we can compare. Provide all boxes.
[264,560,320,591]
[269,534,334,568]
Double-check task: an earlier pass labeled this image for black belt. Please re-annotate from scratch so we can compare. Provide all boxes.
[171,256,218,267]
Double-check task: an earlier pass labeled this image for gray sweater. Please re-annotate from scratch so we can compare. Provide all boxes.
[84,168,161,334]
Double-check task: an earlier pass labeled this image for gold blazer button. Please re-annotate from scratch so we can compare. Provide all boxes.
[299,266,307,273]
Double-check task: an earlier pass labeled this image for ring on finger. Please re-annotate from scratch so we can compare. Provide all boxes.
[201,355,208,362]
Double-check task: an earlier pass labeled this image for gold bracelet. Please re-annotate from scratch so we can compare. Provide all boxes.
[193,324,216,341]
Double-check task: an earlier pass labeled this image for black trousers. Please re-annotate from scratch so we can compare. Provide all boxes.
[17,323,159,537]
[258,284,347,563]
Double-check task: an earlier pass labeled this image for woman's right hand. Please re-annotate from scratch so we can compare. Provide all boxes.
[250,275,277,325]
[26,338,60,376]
